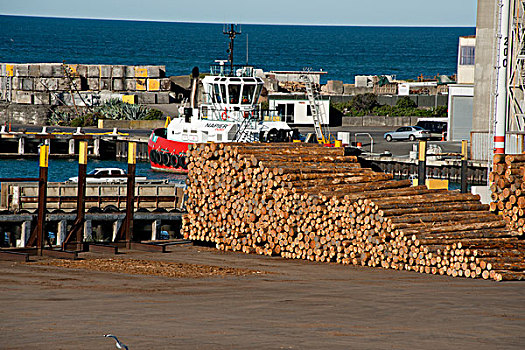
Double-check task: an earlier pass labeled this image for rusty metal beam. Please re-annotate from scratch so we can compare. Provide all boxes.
[63,141,87,251]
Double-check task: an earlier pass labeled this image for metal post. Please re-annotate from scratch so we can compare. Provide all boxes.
[461,140,469,193]
[125,142,137,248]
[493,0,511,158]
[418,140,427,187]
[36,144,49,255]
[76,141,87,245]
[62,141,87,251]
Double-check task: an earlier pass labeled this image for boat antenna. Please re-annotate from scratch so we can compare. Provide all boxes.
[223,24,241,75]
[246,34,249,65]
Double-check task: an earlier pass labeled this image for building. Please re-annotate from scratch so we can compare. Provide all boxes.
[472,0,525,161]
[268,93,331,125]
[447,36,476,142]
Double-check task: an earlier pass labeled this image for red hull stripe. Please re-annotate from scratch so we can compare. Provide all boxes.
[494,136,505,142]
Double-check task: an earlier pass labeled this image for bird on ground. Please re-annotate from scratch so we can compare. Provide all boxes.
[104,334,129,350]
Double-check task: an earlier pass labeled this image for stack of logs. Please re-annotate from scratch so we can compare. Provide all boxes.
[182,143,525,281]
[490,154,525,236]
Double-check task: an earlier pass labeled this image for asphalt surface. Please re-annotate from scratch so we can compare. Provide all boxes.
[1,245,524,349]
[10,124,463,158]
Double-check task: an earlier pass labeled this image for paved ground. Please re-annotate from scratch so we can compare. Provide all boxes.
[1,244,524,349]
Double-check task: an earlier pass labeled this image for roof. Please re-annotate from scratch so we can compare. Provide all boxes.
[269,71,328,75]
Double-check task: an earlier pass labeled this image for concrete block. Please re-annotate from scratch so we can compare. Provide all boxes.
[156,92,170,104]
[87,78,100,90]
[100,65,111,78]
[170,76,192,89]
[342,116,363,127]
[326,80,344,94]
[160,78,171,91]
[13,91,33,104]
[28,64,41,77]
[99,78,111,90]
[148,78,160,91]
[11,77,22,89]
[125,65,135,78]
[147,66,161,78]
[57,78,69,90]
[21,78,34,91]
[14,64,29,77]
[35,78,58,91]
[136,78,147,91]
[39,64,54,77]
[137,92,156,104]
[76,65,88,77]
[112,65,125,78]
[112,78,125,91]
[52,64,64,77]
[33,92,50,105]
[125,79,136,91]
[87,65,100,78]
[135,67,148,78]
[363,116,386,126]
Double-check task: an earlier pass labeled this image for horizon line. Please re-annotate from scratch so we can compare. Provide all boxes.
[0,13,477,28]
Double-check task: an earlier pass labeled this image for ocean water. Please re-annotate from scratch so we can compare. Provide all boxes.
[0,158,186,184]
[0,15,475,83]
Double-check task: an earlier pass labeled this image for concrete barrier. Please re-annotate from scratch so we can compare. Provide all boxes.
[342,116,421,127]
[97,119,165,129]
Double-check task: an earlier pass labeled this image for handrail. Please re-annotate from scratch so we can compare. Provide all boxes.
[354,133,374,153]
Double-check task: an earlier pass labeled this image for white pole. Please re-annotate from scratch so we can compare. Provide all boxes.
[494,0,511,156]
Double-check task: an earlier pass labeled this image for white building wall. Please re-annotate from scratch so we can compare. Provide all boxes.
[269,98,331,125]
[457,36,476,84]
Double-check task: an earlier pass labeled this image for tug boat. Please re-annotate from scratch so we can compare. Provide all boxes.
[148,25,292,173]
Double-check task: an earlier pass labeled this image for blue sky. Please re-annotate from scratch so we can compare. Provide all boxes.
[1,0,478,26]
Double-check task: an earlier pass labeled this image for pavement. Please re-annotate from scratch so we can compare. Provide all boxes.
[9,124,464,158]
[1,244,524,349]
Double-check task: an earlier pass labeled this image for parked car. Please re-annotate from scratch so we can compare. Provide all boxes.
[384,126,431,142]
[67,168,147,183]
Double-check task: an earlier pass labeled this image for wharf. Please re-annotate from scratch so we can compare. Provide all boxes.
[0,128,149,160]
[361,153,489,185]
[0,211,183,248]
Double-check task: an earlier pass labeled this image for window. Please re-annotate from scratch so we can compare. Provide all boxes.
[460,46,475,65]
[241,85,255,104]
[307,105,312,116]
[212,84,221,103]
[220,85,227,104]
[228,84,241,104]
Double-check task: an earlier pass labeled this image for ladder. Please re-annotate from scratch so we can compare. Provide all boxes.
[1,65,12,102]
[233,113,257,142]
[301,74,327,143]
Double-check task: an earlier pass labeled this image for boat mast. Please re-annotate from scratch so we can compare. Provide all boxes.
[224,24,241,75]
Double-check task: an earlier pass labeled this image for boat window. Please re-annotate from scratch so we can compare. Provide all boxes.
[212,84,221,103]
[254,84,262,102]
[241,85,256,104]
[228,84,240,104]
[220,84,227,104]
[216,134,222,141]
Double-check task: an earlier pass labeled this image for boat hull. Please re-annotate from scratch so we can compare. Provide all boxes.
[148,129,190,173]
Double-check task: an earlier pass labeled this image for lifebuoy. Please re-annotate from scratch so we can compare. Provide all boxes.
[221,108,228,121]
[161,152,170,166]
[170,154,179,168]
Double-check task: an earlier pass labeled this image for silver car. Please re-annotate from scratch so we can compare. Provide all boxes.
[384,126,430,142]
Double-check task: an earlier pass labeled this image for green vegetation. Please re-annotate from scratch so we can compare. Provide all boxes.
[332,94,447,118]
[47,99,164,126]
